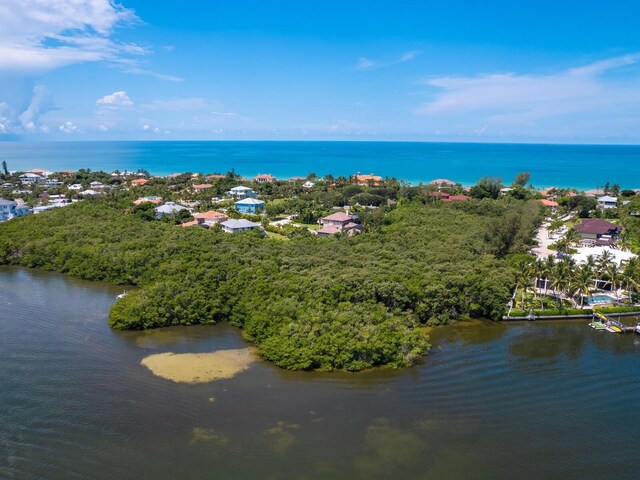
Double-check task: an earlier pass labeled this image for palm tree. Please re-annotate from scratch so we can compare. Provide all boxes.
[571,264,594,308]
[514,257,534,311]
[551,259,574,308]
[604,262,621,300]
[620,258,640,304]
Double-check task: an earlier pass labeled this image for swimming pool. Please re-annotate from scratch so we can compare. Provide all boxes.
[588,295,617,305]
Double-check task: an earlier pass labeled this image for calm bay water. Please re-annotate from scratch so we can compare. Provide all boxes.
[1,267,640,479]
[1,141,640,189]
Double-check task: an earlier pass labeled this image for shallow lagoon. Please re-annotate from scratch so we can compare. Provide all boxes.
[1,266,639,479]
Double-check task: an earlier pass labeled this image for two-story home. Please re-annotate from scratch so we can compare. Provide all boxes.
[19,173,45,185]
[254,173,276,183]
[235,198,265,214]
[575,218,622,244]
[228,186,256,199]
[317,212,362,236]
[194,210,228,226]
[597,195,618,210]
[0,198,32,221]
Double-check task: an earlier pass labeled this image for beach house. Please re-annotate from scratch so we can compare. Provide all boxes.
[221,219,260,233]
[354,173,382,186]
[574,218,622,244]
[0,198,31,221]
[228,186,256,199]
[235,198,265,214]
[254,173,276,183]
[19,173,44,185]
[597,195,618,209]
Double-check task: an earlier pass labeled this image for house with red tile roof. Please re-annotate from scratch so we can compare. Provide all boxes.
[442,194,470,202]
[194,210,228,226]
[130,178,149,187]
[354,173,382,186]
[254,173,276,183]
[193,183,213,192]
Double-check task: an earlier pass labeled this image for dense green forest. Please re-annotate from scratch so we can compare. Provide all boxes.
[0,196,541,370]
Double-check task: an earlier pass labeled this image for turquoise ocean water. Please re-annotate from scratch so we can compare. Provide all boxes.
[0,141,639,189]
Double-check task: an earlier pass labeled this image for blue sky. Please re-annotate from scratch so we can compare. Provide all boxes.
[1,0,640,143]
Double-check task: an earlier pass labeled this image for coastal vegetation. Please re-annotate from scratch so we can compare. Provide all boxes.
[0,189,541,371]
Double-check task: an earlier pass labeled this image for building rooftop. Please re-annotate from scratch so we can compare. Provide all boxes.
[575,218,622,235]
[322,212,352,222]
[235,198,265,205]
[195,210,227,219]
[222,219,259,229]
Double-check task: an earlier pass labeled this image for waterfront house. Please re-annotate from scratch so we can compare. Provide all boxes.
[235,198,265,214]
[597,195,618,210]
[584,188,605,198]
[221,219,260,233]
[574,218,622,244]
[254,173,276,183]
[428,178,457,188]
[0,198,32,221]
[355,172,382,186]
[19,173,44,185]
[193,183,213,193]
[193,210,228,226]
[130,178,150,187]
[228,185,256,199]
[154,201,190,219]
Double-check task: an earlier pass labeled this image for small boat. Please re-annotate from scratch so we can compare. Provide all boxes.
[635,323,640,335]
[589,320,607,330]
[606,324,622,333]
[116,291,128,299]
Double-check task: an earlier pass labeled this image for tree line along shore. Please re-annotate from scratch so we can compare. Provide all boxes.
[1,167,639,370]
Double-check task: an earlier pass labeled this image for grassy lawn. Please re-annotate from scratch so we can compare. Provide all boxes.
[266,232,290,241]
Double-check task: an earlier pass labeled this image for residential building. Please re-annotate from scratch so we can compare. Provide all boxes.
[154,202,189,219]
[317,211,362,236]
[68,184,84,191]
[133,196,163,205]
[193,183,213,193]
[193,210,228,226]
[0,198,31,221]
[90,181,106,190]
[19,173,45,185]
[574,218,622,244]
[235,198,265,214]
[302,181,315,188]
[221,219,260,233]
[354,172,382,186]
[228,186,256,199]
[584,188,605,198]
[597,195,618,209]
[79,189,99,196]
[539,199,559,213]
[254,173,276,183]
[131,178,150,187]
[441,194,471,202]
[428,178,458,188]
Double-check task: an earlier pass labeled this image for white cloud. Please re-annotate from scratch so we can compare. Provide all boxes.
[99,124,109,132]
[59,121,79,133]
[0,0,179,81]
[97,91,133,107]
[416,54,640,122]
[356,50,421,70]
[211,111,240,117]
[143,124,150,130]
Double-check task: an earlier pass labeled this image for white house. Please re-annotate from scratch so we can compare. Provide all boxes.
[302,181,315,188]
[79,189,99,196]
[597,195,618,209]
[68,184,84,191]
[154,201,189,219]
[90,181,107,190]
[0,198,32,221]
[228,185,256,199]
[221,219,260,233]
[19,173,44,185]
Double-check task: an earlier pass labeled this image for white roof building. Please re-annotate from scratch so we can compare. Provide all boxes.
[154,201,189,218]
[221,219,260,233]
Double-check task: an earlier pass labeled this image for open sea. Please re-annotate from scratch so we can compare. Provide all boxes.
[1,141,639,189]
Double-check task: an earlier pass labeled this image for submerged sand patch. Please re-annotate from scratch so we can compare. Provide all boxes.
[141,348,255,384]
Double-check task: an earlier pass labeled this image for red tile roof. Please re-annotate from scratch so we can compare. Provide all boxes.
[321,212,352,222]
[539,199,559,207]
[195,211,227,220]
[131,178,149,186]
[442,194,470,202]
[193,183,213,190]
